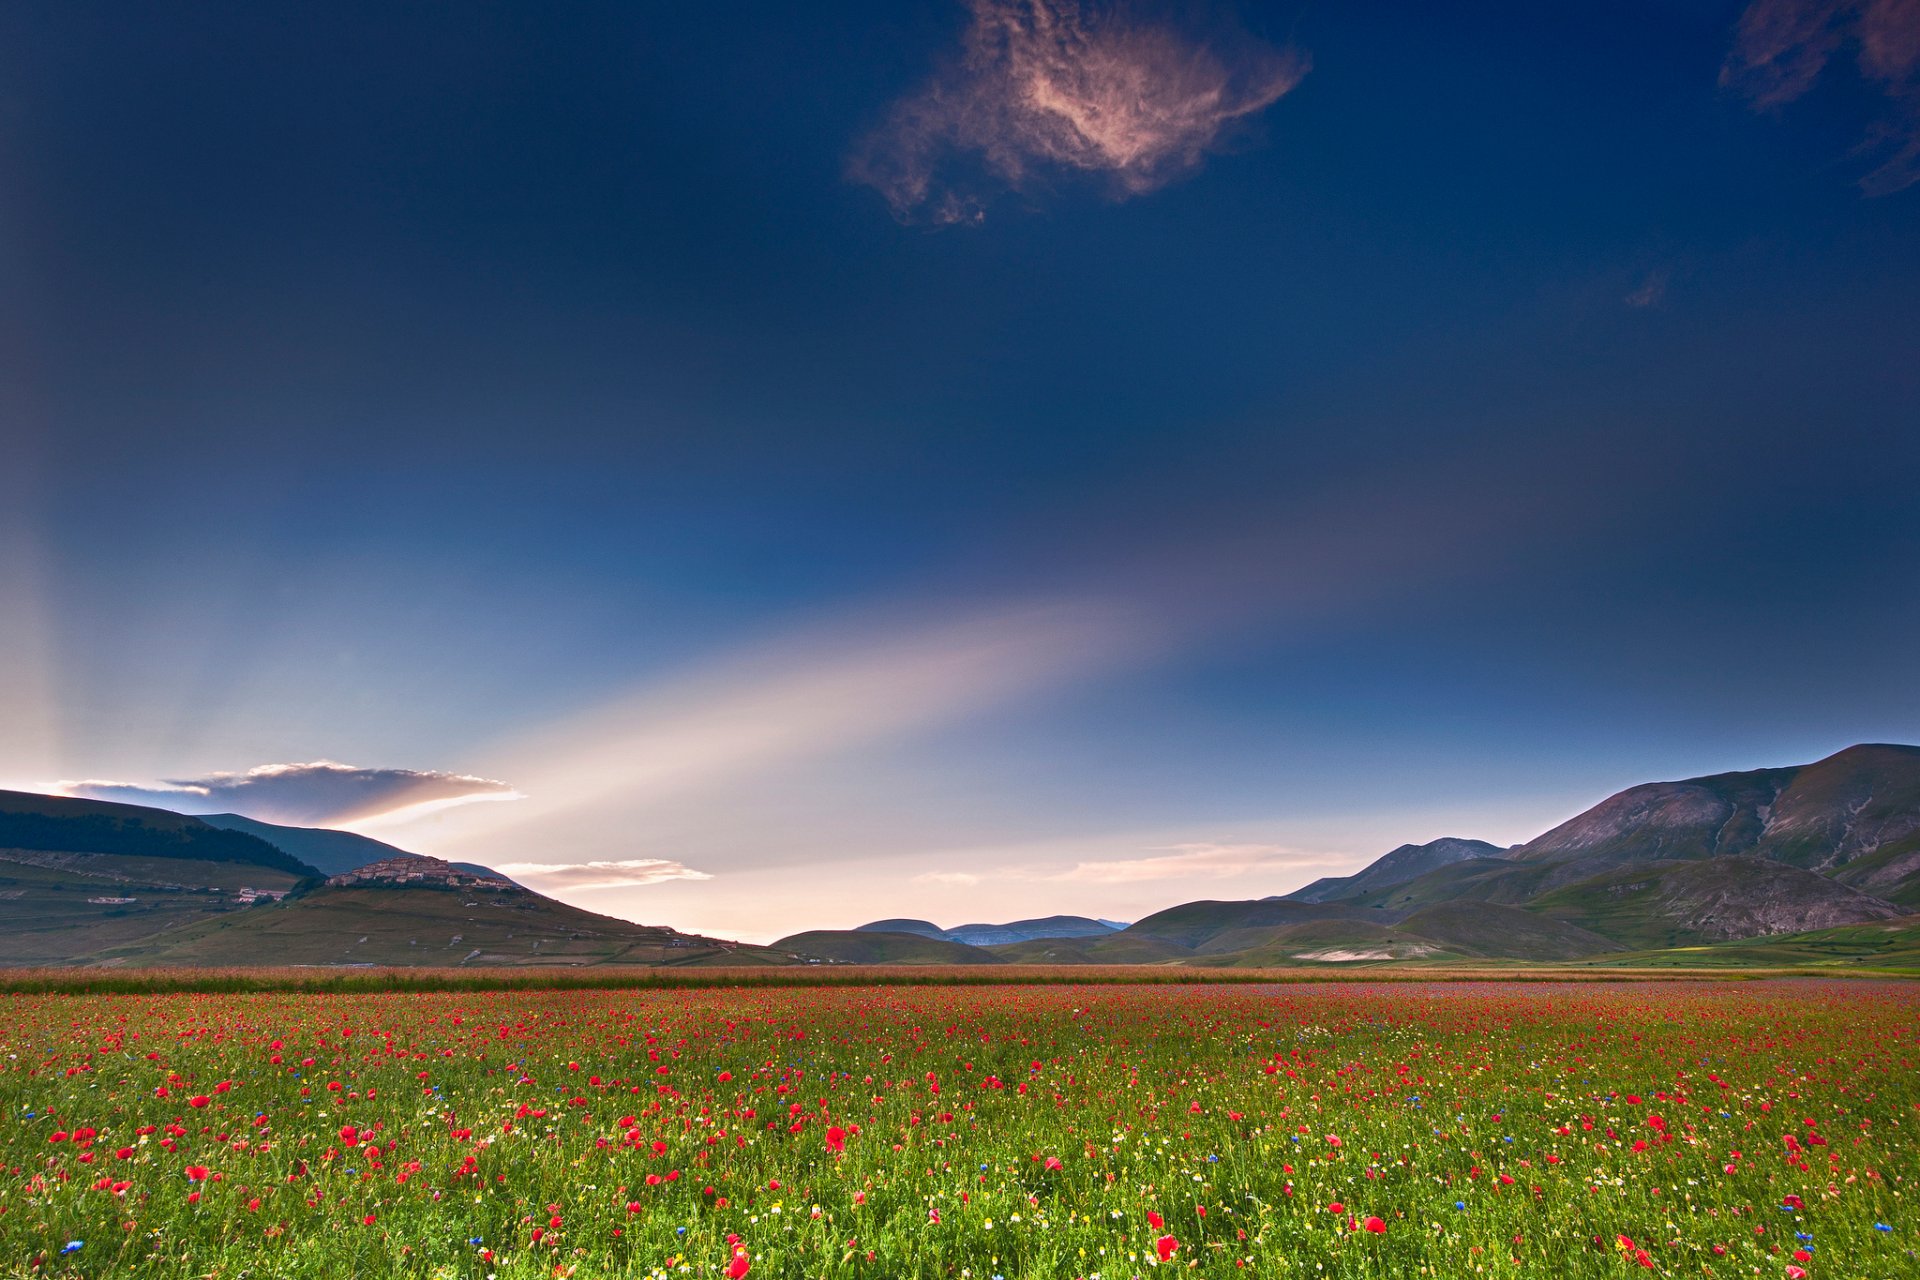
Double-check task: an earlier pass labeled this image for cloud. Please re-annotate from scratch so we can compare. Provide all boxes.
[912,871,985,886]
[492,859,713,891]
[1723,0,1920,193]
[1042,841,1333,883]
[850,0,1308,222]
[1623,270,1668,309]
[63,761,518,827]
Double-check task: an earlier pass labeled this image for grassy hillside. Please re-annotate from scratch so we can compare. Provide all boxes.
[1606,915,1920,969]
[1527,857,1902,950]
[1191,919,1457,965]
[0,850,309,966]
[1393,901,1623,960]
[986,934,1192,964]
[1123,899,1389,948]
[90,884,795,968]
[773,929,1002,965]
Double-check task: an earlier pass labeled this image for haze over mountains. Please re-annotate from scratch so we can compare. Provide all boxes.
[5,743,1920,969]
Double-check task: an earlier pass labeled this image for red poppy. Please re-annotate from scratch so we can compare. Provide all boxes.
[1363,1216,1386,1234]
[825,1126,848,1154]
[726,1248,750,1278]
[1156,1235,1179,1262]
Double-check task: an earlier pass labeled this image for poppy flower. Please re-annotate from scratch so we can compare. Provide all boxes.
[825,1126,847,1154]
[726,1248,750,1278]
[1156,1234,1179,1262]
[1363,1216,1386,1234]
[184,1166,210,1182]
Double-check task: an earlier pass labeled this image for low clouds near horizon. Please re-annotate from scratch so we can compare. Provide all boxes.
[850,0,1308,223]
[493,858,713,891]
[1724,0,1920,193]
[916,840,1348,887]
[63,761,518,827]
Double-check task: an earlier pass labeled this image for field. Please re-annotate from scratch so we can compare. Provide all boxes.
[1,980,1914,1278]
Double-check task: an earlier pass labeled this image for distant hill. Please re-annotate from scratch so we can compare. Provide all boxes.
[0,788,782,969]
[1123,898,1390,949]
[195,812,420,876]
[0,790,318,876]
[855,918,948,939]
[95,882,795,968]
[851,915,1121,946]
[774,929,1004,965]
[197,812,510,882]
[1279,838,1507,903]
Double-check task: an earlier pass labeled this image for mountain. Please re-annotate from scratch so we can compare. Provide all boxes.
[966,745,1920,965]
[1514,744,1920,878]
[1280,838,1508,903]
[1256,745,1919,956]
[851,915,1121,946]
[196,812,510,882]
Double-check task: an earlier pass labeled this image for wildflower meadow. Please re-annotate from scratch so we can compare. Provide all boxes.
[1,979,1913,1278]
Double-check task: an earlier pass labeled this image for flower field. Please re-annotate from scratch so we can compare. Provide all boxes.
[1,979,1914,1278]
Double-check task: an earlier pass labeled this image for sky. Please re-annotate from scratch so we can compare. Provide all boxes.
[2,0,1917,943]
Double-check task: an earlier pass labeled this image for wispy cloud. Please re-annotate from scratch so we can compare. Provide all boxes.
[850,0,1308,223]
[1723,0,1920,193]
[913,871,986,886]
[1623,269,1668,309]
[493,859,712,891]
[63,761,518,827]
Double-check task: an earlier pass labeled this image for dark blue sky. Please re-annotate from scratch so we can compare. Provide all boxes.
[2,1,1916,937]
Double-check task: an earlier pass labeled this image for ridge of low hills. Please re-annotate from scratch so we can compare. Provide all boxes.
[92,883,795,968]
[1123,898,1391,949]
[985,933,1193,964]
[854,918,947,938]
[771,929,1003,965]
[852,916,1120,946]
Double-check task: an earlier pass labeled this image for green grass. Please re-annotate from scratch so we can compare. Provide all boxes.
[0,980,1914,1278]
